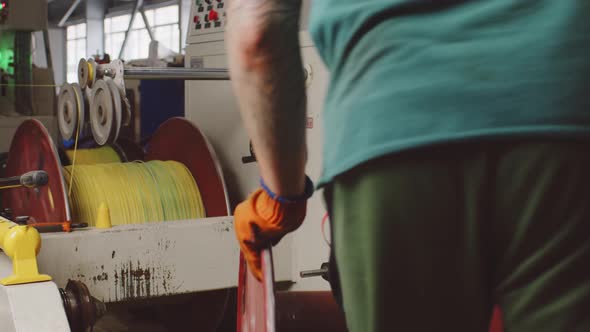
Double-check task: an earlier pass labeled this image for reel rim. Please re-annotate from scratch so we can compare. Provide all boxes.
[145,117,230,218]
[106,79,122,143]
[90,79,115,146]
[4,119,71,223]
[57,83,85,141]
[78,58,97,89]
[77,58,89,89]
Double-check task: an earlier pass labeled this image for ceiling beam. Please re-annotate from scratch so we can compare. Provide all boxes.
[58,0,82,27]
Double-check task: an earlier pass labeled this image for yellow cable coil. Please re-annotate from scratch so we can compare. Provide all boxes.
[63,161,206,226]
[65,146,122,165]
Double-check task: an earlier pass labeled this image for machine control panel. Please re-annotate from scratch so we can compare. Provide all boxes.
[190,0,226,37]
[0,1,9,24]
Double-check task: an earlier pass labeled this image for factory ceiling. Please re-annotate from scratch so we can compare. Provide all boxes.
[47,0,174,26]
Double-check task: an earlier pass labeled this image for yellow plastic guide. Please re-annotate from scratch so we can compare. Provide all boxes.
[0,217,52,286]
[95,202,112,229]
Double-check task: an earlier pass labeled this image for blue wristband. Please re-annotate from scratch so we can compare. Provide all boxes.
[260,176,314,204]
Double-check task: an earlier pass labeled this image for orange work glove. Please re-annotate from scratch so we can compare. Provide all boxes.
[234,187,308,280]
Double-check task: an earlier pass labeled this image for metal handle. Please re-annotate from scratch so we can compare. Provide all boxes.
[123,67,230,80]
[300,262,330,281]
[300,268,328,278]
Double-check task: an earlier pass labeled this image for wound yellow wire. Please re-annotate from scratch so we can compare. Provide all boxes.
[63,160,206,226]
[65,146,122,165]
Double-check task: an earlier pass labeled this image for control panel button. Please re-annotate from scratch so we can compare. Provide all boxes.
[193,15,200,23]
[209,9,219,21]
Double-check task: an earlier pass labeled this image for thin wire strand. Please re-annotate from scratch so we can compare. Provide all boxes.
[0,185,21,190]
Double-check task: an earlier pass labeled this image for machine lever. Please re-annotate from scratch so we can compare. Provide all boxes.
[0,170,49,189]
[300,262,330,281]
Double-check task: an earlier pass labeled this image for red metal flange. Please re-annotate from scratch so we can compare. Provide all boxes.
[4,119,70,224]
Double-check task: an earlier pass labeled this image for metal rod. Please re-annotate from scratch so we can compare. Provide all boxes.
[300,267,329,278]
[119,0,144,59]
[123,67,230,80]
[140,9,154,41]
[58,0,83,27]
[0,176,21,188]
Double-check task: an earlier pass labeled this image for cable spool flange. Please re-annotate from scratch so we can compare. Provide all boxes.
[78,58,97,89]
[106,79,123,143]
[5,119,71,224]
[90,79,117,146]
[58,83,86,141]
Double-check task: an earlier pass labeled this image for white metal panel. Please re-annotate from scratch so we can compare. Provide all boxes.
[0,257,17,332]
[37,217,293,303]
[0,256,70,332]
[185,33,332,291]
[7,282,70,332]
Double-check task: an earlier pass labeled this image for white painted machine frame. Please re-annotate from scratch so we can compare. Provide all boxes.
[36,217,293,303]
[0,256,70,332]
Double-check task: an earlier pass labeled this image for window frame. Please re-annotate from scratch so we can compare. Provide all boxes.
[103,2,181,61]
[66,22,87,83]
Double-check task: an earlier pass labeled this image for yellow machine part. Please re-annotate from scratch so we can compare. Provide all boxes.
[0,217,51,286]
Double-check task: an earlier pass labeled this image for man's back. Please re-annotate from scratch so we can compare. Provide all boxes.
[310,0,590,185]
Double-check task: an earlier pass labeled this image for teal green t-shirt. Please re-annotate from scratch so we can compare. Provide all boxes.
[309,0,590,186]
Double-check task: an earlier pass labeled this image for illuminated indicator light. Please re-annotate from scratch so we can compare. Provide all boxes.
[209,9,219,21]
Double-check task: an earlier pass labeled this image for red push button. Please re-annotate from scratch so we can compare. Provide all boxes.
[193,15,200,23]
[209,9,219,21]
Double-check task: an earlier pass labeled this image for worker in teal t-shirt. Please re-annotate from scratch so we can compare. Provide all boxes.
[227,0,590,331]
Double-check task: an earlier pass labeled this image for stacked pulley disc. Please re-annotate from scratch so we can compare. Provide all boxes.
[57,82,85,141]
[58,58,131,146]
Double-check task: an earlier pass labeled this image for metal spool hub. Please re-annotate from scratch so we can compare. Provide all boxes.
[57,83,85,141]
[60,280,106,332]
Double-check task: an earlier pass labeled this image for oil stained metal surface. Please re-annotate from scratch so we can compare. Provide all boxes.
[36,217,248,302]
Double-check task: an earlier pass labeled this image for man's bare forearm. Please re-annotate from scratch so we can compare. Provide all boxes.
[226,0,307,197]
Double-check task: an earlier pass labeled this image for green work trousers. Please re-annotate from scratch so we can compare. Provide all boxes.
[326,139,590,332]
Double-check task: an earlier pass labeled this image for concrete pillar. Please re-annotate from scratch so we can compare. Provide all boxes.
[86,0,105,57]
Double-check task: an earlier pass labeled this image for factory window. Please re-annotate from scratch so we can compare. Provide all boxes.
[66,23,87,83]
[104,4,180,61]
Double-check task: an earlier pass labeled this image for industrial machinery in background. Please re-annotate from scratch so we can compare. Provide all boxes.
[0,172,105,332]
[2,0,503,331]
